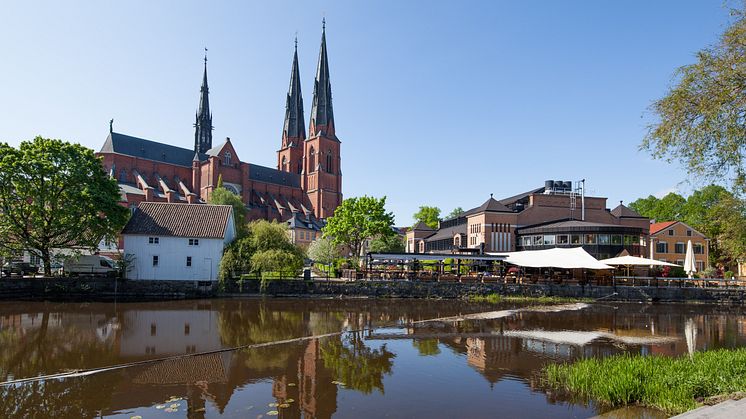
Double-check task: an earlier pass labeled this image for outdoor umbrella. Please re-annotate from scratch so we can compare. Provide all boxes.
[684,240,697,279]
[599,255,679,277]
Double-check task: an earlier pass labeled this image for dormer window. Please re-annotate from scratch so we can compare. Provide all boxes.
[224,151,232,166]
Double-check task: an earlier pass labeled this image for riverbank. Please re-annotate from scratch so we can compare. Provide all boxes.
[4,277,746,304]
[544,348,746,415]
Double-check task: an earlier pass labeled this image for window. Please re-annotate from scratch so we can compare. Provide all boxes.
[624,235,635,245]
[186,256,192,267]
[119,169,127,182]
[224,151,232,166]
[188,239,199,246]
[556,235,569,245]
[584,234,597,244]
[611,235,623,245]
[184,323,190,336]
[532,235,543,246]
[694,243,704,254]
[675,242,685,254]
[148,237,159,244]
[309,147,316,169]
[150,323,157,336]
[571,235,582,245]
[522,237,532,247]
[327,151,333,173]
[100,260,111,268]
[656,241,668,253]
[152,255,159,267]
[598,234,610,245]
[668,229,674,236]
[543,235,555,245]
[687,230,692,237]
[281,155,288,172]
[297,159,302,174]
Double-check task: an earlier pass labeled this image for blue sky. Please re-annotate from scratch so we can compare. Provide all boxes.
[1,1,735,225]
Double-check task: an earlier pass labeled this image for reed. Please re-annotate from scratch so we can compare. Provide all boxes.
[544,348,746,414]
[469,294,592,304]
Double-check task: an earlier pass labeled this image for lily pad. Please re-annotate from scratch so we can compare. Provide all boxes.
[286,398,295,403]
[287,383,296,387]
[169,403,180,408]
[279,403,290,408]
[331,380,346,386]
[156,404,165,409]
[130,416,142,419]
[267,410,279,416]
[268,402,278,407]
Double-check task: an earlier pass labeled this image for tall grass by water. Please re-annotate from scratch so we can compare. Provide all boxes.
[469,294,592,304]
[544,348,746,415]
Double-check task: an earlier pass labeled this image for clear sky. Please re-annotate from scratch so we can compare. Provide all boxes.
[1,1,736,226]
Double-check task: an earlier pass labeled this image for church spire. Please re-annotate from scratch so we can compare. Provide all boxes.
[194,49,213,154]
[282,37,306,146]
[309,19,335,138]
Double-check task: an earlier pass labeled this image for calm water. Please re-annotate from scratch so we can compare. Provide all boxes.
[1,298,746,418]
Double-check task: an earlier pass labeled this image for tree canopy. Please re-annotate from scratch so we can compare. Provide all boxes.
[323,196,396,263]
[630,185,746,266]
[0,137,129,275]
[413,206,441,229]
[307,236,339,266]
[209,187,247,235]
[642,7,746,192]
[445,207,465,220]
[369,233,405,253]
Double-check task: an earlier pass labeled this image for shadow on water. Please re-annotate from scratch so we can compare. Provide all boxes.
[1,299,745,418]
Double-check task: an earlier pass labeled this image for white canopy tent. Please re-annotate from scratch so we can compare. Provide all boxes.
[488,247,613,270]
[599,255,680,267]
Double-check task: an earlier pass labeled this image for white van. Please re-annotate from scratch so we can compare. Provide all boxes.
[64,255,117,277]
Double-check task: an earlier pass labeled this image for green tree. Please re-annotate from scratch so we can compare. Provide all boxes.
[307,236,339,272]
[369,234,405,253]
[642,7,746,191]
[0,138,129,275]
[209,187,247,235]
[413,206,441,229]
[445,207,465,219]
[219,235,255,281]
[323,196,396,264]
[251,248,304,279]
[629,192,686,222]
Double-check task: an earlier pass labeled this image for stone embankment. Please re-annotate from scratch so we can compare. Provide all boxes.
[3,277,746,304]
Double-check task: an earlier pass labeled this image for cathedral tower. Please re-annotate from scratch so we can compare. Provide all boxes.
[277,39,306,175]
[304,20,342,219]
[194,53,213,154]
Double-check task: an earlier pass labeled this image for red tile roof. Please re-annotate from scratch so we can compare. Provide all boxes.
[650,221,677,235]
[122,202,233,239]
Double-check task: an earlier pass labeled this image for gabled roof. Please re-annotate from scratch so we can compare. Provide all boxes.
[650,221,678,235]
[463,197,512,217]
[248,164,301,188]
[412,221,434,231]
[122,202,232,239]
[611,203,646,219]
[100,132,206,167]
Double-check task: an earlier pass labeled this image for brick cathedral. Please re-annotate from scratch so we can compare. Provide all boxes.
[97,22,342,241]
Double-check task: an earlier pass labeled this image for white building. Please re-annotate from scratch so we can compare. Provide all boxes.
[122,202,236,281]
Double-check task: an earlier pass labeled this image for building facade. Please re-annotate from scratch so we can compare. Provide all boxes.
[97,23,342,241]
[649,221,709,272]
[406,180,650,260]
[122,202,236,281]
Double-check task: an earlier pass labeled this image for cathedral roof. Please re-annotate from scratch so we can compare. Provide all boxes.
[101,132,206,167]
[248,163,301,188]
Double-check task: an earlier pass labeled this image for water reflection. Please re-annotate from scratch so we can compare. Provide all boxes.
[0,300,745,418]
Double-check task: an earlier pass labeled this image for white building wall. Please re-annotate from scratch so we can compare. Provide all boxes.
[123,235,225,281]
[119,309,222,357]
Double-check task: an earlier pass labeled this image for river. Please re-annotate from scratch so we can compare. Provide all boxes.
[1,298,745,418]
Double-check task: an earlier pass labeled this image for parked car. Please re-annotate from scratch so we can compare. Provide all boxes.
[64,255,117,277]
[2,262,37,277]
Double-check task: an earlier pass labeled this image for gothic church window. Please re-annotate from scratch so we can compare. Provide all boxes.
[309,147,316,170]
[282,155,288,172]
[327,150,333,173]
[119,169,127,183]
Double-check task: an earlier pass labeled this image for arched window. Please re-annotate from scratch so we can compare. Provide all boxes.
[297,159,302,174]
[281,155,288,172]
[119,169,127,183]
[326,150,333,173]
[309,147,316,171]
[224,151,232,166]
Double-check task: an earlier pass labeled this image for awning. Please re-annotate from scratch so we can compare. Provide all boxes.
[488,247,613,270]
[599,255,680,267]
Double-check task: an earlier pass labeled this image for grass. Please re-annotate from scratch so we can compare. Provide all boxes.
[543,348,746,415]
[469,293,593,304]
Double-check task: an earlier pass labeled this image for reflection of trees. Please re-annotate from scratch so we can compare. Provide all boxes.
[217,301,308,348]
[412,339,441,356]
[320,332,395,394]
[0,376,116,418]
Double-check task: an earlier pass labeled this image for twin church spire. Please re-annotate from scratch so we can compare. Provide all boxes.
[193,22,335,156]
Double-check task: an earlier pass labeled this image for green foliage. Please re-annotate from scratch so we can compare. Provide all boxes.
[413,205,441,229]
[445,207,465,220]
[219,235,256,282]
[216,174,223,188]
[412,339,441,356]
[0,137,129,275]
[320,333,396,394]
[323,196,396,264]
[630,185,746,265]
[251,249,303,280]
[209,187,247,235]
[544,348,746,415]
[642,7,746,191]
[369,234,405,253]
[307,236,339,269]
